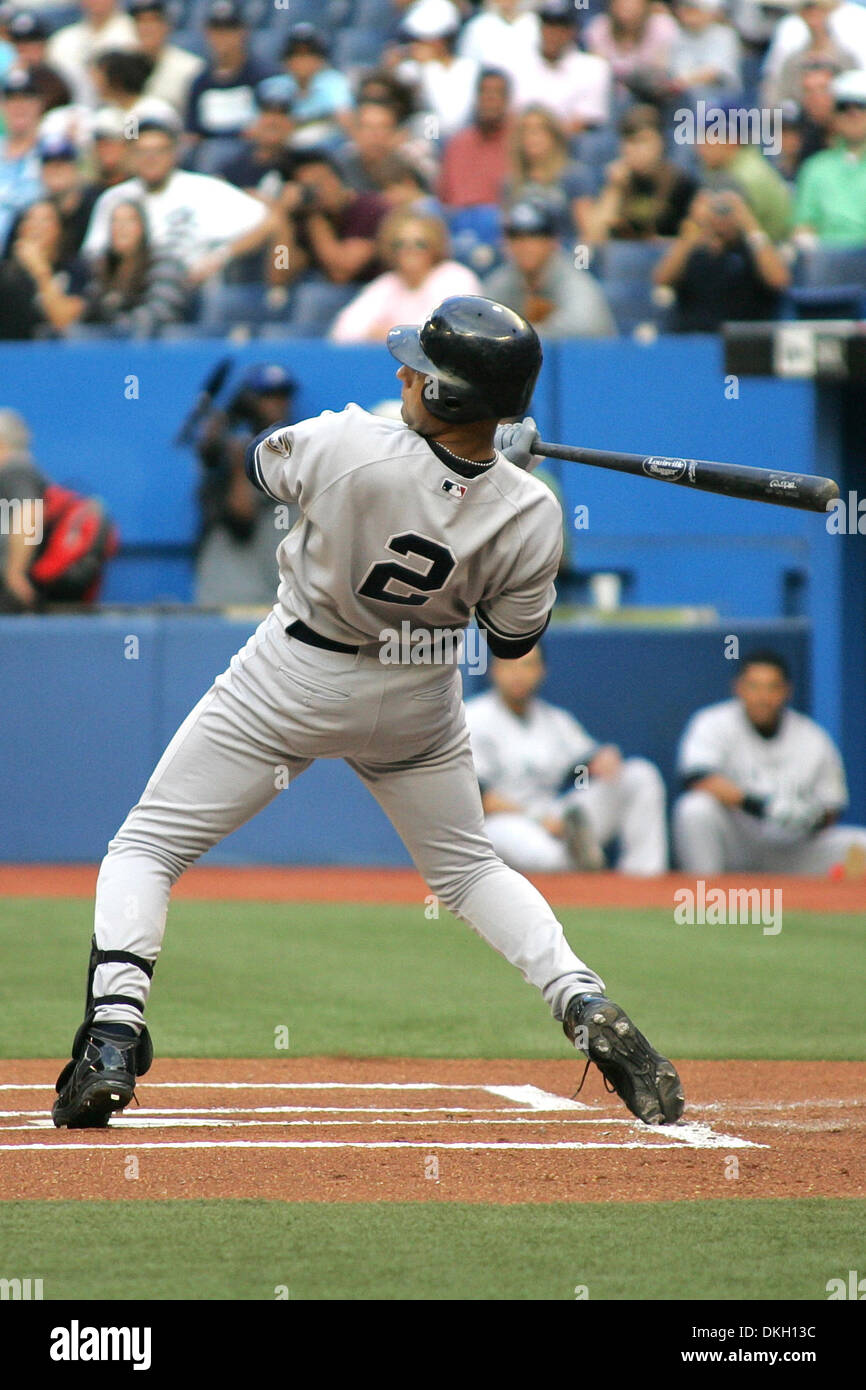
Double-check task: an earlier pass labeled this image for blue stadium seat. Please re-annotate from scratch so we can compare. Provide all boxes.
[196,282,269,335]
[286,276,356,335]
[170,28,208,59]
[594,240,674,336]
[788,246,866,319]
[353,0,400,30]
[331,28,388,72]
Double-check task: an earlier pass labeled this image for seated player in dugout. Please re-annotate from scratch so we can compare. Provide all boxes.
[674,649,866,876]
[465,645,668,875]
[51,295,684,1135]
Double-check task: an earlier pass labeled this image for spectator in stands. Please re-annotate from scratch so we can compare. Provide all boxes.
[584,104,698,243]
[795,69,866,244]
[44,199,188,336]
[185,0,275,154]
[457,0,541,87]
[673,649,866,874]
[503,104,596,240]
[219,76,295,197]
[329,207,481,343]
[91,48,155,117]
[0,196,88,339]
[380,155,440,215]
[357,69,415,126]
[666,0,742,105]
[465,646,669,875]
[763,0,858,107]
[484,196,617,337]
[195,363,298,607]
[282,147,387,286]
[0,67,43,251]
[129,0,205,119]
[513,0,612,137]
[337,99,409,194]
[769,100,808,187]
[796,60,842,162]
[281,23,353,152]
[7,10,71,114]
[46,0,137,107]
[585,0,679,104]
[762,0,866,94]
[438,68,512,209]
[89,105,135,189]
[83,114,277,286]
[0,9,12,85]
[394,0,479,140]
[38,133,99,259]
[653,187,791,331]
[693,107,793,241]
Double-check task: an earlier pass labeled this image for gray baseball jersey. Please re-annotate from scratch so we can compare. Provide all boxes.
[677,698,848,810]
[248,403,562,651]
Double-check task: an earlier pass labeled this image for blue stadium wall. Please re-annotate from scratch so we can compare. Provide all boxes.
[1,335,861,861]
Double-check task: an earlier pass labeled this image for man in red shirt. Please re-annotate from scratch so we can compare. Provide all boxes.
[284,148,387,285]
[438,67,513,208]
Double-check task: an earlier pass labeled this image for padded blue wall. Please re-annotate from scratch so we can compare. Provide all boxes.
[0,615,816,864]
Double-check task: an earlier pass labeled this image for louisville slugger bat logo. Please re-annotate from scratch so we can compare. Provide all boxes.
[642,456,690,482]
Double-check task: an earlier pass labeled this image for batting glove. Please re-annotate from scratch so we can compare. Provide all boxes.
[494,416,541,472]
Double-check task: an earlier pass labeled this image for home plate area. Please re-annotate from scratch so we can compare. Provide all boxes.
[1,1060,861,1202]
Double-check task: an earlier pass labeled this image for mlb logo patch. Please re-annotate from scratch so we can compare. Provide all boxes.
[442,478,468,500]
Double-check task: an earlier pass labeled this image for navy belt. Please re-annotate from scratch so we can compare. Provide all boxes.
[285,618,360,654]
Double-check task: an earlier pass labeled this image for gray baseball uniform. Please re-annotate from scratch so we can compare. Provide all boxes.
[91,405,604,1031]
[673,698,866,873]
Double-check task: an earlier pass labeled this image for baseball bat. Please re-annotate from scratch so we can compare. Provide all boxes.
[174,355,234,446]
[533,440,839,513]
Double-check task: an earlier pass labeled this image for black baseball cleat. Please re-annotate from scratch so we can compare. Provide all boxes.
[564,994,685,1126]
[52,1026,149,1129]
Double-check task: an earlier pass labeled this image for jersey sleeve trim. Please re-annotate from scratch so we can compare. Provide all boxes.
[244,426,284,502]
[476,605,551,659]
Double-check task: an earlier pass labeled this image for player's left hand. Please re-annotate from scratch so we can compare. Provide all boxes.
[494,417,541,471]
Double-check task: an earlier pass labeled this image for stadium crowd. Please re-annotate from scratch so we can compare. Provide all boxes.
[0,0,865,339]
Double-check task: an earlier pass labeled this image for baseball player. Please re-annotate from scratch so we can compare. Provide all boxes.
[674,649,866,873]
[466,645,668,875]
[53,296,684,1131]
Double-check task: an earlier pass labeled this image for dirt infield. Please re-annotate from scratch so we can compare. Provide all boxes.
[1,864,865,911]
[1,1059,862,1205]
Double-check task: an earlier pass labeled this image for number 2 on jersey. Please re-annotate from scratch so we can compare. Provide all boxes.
[357,532,457,607]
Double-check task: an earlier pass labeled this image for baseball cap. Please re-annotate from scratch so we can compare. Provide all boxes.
[241,364,297,396]
[127,0,167,14]
[504,198,558,237]
[8,10,49,41]
[674,0,726,10]
[39,132,78,162]
[256,74,294,112]
[538,0,579,23]
[91,105,128,139]
[832,69,866,106]
[283,22,328,57]
[400,0,461,40]
[1,66,41,97]
[205,0,244,27]
[134,98,182,135]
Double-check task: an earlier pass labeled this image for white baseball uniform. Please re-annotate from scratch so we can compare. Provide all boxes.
[465,690,668,875]
[673,698,866,873]
[90,405,606,1033]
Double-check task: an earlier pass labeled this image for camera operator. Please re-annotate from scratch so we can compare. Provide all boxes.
[653,188,791,331]
[279,147,387,286]
[194,363,298,607]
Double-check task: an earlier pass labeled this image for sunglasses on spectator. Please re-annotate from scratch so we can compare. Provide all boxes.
[836,100,866,112]
[392,237,432,250]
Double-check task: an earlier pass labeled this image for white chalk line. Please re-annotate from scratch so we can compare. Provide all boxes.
[0,1133,761,1152]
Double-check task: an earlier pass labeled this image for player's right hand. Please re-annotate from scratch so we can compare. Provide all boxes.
[494,417,541,472]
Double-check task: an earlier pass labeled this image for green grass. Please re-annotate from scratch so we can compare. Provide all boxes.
[0,1199,862,1300]
[1,897,863,1059]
